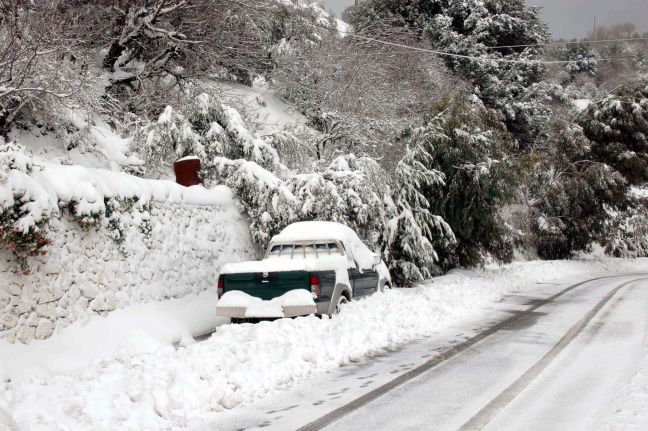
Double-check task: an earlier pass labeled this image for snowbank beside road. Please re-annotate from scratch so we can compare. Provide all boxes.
[0,291,226,382]
[2,259,647,430]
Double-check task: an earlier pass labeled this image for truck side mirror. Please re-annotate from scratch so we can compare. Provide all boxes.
[371,253,381,267]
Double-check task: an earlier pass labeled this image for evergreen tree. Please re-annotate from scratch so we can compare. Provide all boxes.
[580,82,648,185]
[414,95,519,269]
[559,43,598,79]
[384,143,455,285]
[135,106,205,176]
[604,197,648,258]
[529,122,629,259]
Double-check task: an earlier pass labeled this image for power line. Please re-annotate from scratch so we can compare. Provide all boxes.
[326,26,642,65]
[484,36,648,50]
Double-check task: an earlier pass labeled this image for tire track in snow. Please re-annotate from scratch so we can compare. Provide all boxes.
[297,273,648,431]
[458,277,648,431]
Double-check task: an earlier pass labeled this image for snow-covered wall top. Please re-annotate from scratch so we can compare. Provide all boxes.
[1,150,256,344]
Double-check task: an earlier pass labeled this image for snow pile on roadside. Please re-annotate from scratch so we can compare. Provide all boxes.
[0,291,226,382]
[2,259,647,430]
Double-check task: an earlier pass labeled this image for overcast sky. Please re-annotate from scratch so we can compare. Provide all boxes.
[322,0,648,39]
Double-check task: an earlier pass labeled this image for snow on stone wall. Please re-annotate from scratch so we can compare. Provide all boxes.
[0,200,255,344]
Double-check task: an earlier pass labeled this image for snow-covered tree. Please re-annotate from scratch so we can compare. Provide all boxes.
[287,155,389,250]
[134,106,204,176]
[529,122,629,259]
[346,0,551,148]
[0,1,90,138]
[580,82,648,185]
[559,43,598,79]
[604,196,648,258]
[415,95,519,269]
[383,143,455,285]
[273,25,455,168]
[211,158,299,248]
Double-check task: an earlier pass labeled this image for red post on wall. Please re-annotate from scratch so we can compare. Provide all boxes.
[174,156,203,187]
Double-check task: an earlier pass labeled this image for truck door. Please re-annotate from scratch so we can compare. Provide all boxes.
[350,263,379,297]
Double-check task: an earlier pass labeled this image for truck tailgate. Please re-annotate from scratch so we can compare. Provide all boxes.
[222,271,310,299]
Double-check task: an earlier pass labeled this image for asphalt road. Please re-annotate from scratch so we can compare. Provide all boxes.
[315,274,648,431]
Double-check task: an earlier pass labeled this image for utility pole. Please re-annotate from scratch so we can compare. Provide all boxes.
[593,16,597,40]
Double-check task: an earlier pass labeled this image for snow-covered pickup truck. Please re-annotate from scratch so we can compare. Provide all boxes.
[216,221,391,321]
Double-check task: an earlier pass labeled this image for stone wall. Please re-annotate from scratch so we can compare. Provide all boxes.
[0,201,255,343]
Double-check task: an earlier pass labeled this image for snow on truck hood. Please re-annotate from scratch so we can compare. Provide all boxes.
[220,255,351,275]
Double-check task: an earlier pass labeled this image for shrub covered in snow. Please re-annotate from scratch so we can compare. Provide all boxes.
[559,43,598,79]
[134,106,205,176]
[0,142,51,271]
[286,155,388,250]
[580,82,648,185]
[209,154,390,254]
[134,93,290,178]
[604,197,648,258]
[383,143,455,285]
[528,122,629,259]
[413,95,519,269]
[211,158,298,247]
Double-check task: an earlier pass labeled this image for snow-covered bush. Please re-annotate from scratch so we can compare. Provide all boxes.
[0,142,51,272]
[104,197,153,247]
[134,106,205,176]
[580,82,648,185]
[218,105,284,173]
[287,155,388,250]
[209,154,389,253]
[384,143,455,285]
[560,43,598,79]
[135,93,290,178]
[604,197,648,258]
[413,96,519,269]
[529,123,629,259]
[211,158,299,248]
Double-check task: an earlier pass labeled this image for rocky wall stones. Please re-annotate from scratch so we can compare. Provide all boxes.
[0,201,255,343]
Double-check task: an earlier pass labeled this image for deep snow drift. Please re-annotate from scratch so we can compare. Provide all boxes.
[1,258,647,430]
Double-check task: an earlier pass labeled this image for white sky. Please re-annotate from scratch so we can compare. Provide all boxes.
[322,0,648,39]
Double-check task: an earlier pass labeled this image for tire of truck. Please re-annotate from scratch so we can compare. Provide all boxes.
[334,295,349,315]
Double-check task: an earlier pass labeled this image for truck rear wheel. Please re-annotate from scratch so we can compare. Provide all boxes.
[334,295,349,314]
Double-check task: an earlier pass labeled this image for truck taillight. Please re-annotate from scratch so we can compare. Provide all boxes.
[310,275,321,300]
[217,278,224,299]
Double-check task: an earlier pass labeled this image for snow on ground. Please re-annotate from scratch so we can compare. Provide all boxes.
[10,118,141,172]
[1,259,647,430]
[596,315,648,431]
[210,80,315,137]
[0,291,226,382]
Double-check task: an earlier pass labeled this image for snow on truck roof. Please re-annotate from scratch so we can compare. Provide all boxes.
[271,221,361,244]
[270,221,378,271]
